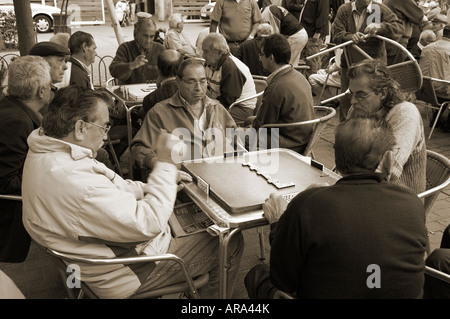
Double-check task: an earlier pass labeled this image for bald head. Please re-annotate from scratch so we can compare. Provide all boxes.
[157,49,183,78]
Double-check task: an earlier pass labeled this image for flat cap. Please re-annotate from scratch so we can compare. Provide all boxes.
[136,12,152,20]
[29,41,70,57]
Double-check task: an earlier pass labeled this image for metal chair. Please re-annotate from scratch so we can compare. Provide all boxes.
[309,34,423,105]
[415,76,450,139]
[44,247,209,299]
[260,106,337,159]
[425,265,450,284]
[417,150,450,217]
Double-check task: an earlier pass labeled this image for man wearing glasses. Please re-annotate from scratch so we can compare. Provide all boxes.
[346,59,426,194]
[22,87,244,299]
[131,58,240,181]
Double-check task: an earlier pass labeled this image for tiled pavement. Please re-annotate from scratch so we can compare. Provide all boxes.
[0,99,448,299]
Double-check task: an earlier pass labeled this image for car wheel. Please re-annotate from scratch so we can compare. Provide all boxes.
[34,15,52,33]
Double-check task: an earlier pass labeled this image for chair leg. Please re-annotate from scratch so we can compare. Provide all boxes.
[429,106,445,139]
[258,227,266,260]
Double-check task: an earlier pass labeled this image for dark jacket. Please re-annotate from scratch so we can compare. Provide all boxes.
[269,173,427,298]
[0,96,41,262]
[69,57,92,89]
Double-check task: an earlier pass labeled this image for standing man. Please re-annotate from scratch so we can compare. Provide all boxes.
[299,0,330,78]
[261,5,309,67]
[68,31,98,89]
[209,0,263,56]
[0,56,52,263]
[332,0,403,121]
[110,16,165,84]
[251,34,314,154]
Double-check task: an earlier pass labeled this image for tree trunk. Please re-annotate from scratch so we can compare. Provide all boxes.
[13,0,36,55]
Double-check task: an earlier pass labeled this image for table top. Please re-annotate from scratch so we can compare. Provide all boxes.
[106,83,157,105]
[181,148,341,229]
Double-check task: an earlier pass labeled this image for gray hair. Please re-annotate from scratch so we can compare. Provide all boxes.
[257,23,273,37]
[168,13,183,29]
[202,33,229,55]
[7,56,51,101]
[50,32,70,49]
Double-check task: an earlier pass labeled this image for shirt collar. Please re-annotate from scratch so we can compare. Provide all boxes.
[39,127,95,160]
[267,64,291,84]
[72,56,91,74]
[351,1,373,14]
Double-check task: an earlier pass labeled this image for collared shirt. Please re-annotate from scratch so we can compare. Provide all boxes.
[71,56,94,90]
[267,64,291,84]
[351,0,373,31]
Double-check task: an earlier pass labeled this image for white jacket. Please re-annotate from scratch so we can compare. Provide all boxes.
[22,128,178,298]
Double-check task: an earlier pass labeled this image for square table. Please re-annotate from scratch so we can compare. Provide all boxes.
[180,148,341,298]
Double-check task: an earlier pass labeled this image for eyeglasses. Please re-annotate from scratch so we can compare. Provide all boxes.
[86,121,111,135]
[181,78,208,86]
[345,90,376,102]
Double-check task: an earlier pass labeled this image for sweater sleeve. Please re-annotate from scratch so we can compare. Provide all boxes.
[109,43,135,82]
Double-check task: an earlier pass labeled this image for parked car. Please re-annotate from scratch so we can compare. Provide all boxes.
[0,0,60,33]
[200,2,215,20]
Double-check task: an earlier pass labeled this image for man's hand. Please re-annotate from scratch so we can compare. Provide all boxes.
[154,132,187,165]
[351,32,367,43]
[176,171,193,192]
[262,193,288,224]
[364,23,381,36]
[129,54,148,70]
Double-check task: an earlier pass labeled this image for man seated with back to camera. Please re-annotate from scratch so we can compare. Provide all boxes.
[131,57,240,182]
[346,59,426,195]
[245,116,428,299]
[138,49,183,120]
[109,15,165,84]
[21,87,244,299]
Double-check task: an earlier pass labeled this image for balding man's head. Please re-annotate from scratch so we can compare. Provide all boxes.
[157,49,183,78]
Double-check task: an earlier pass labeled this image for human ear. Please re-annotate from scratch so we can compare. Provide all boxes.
[74,119,86,141]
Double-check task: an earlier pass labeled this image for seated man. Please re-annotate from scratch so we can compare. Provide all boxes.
[202,33,257,123]
[22,88,244,299]
[49,32,71,89]
[347,59,426,194]
[0,56,52,263]
[131,58,239,181]
[251,34,314,154]
[235,23,272,77]
[419,24,450,131]
[109,16,165,84]
[164,13,198,58]
[308,48,342,102]
[138,49,183,120]
[68,31,97,89]
[245,116,428,299]
[424,223,450,299]
[29,41,70,114]
[410,29,436,61]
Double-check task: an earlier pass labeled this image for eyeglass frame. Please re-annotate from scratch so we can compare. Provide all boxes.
[85,121,111,135]
[345,90,376,102]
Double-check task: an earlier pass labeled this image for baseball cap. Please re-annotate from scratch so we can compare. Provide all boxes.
[29,41,70,57]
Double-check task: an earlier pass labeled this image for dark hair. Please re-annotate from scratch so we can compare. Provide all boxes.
[261,33,291,65]
[42,86,112,138]
[176,57,205,79]
[334,116,396,175]
[157,50,183,78]
[68,31,94,55]
[347,59,405,111]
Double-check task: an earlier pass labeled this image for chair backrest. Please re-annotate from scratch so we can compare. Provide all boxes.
[260,106,337,158]
[415,76,443,109]
[252,78,268,116]
[418,150,450,216]
[302,106,336,158]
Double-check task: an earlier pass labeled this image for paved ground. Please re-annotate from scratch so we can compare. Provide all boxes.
[0,23,449,299]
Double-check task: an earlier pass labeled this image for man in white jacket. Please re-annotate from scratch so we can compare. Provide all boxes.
[22,87,243,299]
